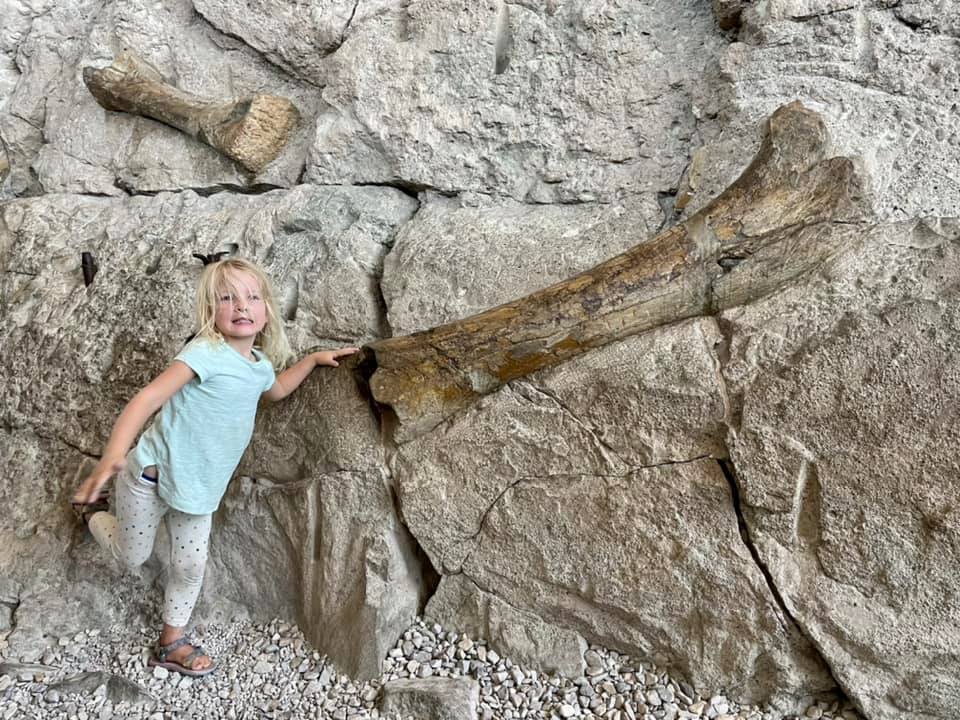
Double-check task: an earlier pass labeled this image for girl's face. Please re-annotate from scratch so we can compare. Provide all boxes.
[213,270,268,343]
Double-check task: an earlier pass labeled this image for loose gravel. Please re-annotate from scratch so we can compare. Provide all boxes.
[0,617,864,720]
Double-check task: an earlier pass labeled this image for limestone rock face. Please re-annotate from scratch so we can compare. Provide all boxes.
[683,1,960,222]
[212,468,423,680]
[4,0,960,716]
[0,184,413,466]
[382,195,663,335]
[426,574,589,679]
[304,0,725,204]
[191,0,396,82]
[0,185,417,673]
[218,361,425,679]
[724,218,960,720]
[391,318,833,706]
[0,0,318,197]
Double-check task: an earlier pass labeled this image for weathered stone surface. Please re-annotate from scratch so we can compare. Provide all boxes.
[192,0,396,83]
[532,319,729,469]
[392,370,627,575]
[380,677,480,720]
[241,359,386,480]
[382,195,663,335]
[368,102,869,439]
[392,318,827,706]
[467,462,833,707]
[0,577,20,636]
[305,0,726,203]
[48,671,155,707]
[0,185,415,661]
[5,0,960,716]
[0,0,319,197]
[220,361,423,679]
[425,574,587,678]
[211,469,424,680]
[690,1,960,222]
[0,430,161,661]
[725,218,960,720]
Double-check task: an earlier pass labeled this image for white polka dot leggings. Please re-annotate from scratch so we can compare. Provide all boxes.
[89,469,212,628]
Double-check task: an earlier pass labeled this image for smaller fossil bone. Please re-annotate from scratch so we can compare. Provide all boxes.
[83,51,299,174]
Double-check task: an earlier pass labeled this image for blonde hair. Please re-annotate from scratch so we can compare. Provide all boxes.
[194,258,293,370]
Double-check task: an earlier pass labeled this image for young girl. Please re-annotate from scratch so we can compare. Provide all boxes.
[72,257,357,676]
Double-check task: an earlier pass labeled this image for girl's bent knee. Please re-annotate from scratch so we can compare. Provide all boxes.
[117,547,153,571]
[173,559,207,586]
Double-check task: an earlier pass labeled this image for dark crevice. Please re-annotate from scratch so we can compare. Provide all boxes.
[416,544,442,613]
[113,180,284,198]
[349,348,391,432]
[717,254,746,272]
[719,459,859,709]
[372,276,393,339]
[348,348,439,612]
[69,189,125,199]
[81,251,98,287]
[341,0,361,45]
[3,593,21,635]
[468,477,524,544]
[632,454,714,471]
[711,315,742,434]
[792,5,857,22]
[891,11,926,32]
[717,458,799,630]
[656,189,679,233]
[352,180,431,201]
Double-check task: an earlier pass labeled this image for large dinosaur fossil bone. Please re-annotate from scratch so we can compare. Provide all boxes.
[83,52,299,174]
[361,102,871,438]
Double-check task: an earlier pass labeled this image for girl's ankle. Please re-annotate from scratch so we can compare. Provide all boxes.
[160,628,184,645]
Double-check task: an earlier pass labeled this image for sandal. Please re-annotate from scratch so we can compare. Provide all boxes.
[148,637,217,677]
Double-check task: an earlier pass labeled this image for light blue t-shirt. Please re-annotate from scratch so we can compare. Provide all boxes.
[132,338,276,514]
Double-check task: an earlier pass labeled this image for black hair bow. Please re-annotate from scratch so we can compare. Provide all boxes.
[193,251,230,265]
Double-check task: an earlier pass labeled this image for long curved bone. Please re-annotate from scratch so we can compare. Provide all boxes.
[361,102,871,438]
[83,52,299,174]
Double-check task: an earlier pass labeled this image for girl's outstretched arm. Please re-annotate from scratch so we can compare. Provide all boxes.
[264,347,359,402]
[73,361,196,504]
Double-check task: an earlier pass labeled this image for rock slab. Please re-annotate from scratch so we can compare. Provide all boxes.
[380,677,480,720]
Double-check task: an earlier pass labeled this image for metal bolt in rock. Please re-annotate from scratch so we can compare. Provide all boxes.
[360,102,873,439]
[83,51,300,174]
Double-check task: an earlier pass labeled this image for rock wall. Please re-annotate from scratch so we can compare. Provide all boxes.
[2,1,960,718]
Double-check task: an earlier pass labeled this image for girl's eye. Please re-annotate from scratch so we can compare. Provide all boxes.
[250,294,261,301]
[218,295,232,302]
